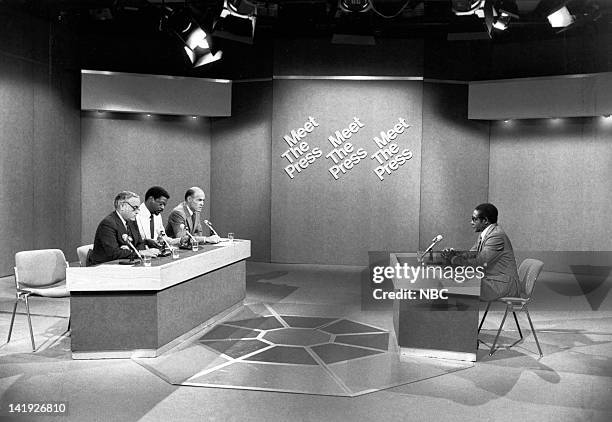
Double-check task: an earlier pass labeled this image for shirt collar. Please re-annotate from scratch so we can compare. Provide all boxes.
[139,202,152,219]
[480,223,496,240]
[185,202,194,217]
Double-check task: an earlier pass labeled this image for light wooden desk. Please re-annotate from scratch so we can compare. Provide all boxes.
[67,240,250,359]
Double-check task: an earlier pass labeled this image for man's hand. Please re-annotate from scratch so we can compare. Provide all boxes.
[141,248,160,257]
[440,248,456,260]
[206,234,221,244]
[144,239,161,249]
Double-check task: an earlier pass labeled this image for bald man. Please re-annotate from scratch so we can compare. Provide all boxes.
[165,187,220,245]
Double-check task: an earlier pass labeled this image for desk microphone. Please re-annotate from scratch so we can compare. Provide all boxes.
[180,223,197,243]
[158,229,173,250]
[203,219,219,237]
[420,234,444,261]
[122,233,142,261]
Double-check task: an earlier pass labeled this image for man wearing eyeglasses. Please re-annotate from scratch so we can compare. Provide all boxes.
[444,203,520,301]
[88,191,160,266]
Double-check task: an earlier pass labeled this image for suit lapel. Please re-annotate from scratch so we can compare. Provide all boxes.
[182,203,193,232]
[110,212,129,242]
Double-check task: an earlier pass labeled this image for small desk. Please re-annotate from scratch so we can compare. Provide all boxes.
[67,240,250,359]
[391,253,481,362]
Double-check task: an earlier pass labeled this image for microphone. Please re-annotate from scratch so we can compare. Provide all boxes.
[157,229,173,250]
[203,219,219,237]
[419,234,444,262]
[122,233,143,261]
[180,223,197,243]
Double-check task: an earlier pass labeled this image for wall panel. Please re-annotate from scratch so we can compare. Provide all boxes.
[420,82,490,251]
[271,79,422,265]
[489,117,612,270]
[211,81,272,261]
[80,115,211,245]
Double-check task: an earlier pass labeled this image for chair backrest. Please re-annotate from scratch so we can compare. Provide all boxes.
[15,249,68,288]
[76,244,94,267]
[518,258,544,298]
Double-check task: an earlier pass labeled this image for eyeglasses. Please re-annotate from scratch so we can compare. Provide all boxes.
[123,202,140,212]
[471,216,483,222]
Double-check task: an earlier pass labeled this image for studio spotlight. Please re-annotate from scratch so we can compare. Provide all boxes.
[492,8,518,30]
[547,1,601,32]
[452,0,483,15]
[339,0,372,14]
[213,0,257,44]
[547,6,574,28]
[162,8,222,67]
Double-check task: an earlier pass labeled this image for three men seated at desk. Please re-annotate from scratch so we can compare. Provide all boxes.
[88,186,220,266]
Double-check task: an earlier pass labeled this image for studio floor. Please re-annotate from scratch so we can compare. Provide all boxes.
[1,261,611,422]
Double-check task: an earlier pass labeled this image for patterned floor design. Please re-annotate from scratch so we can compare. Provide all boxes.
[134,303,472,396]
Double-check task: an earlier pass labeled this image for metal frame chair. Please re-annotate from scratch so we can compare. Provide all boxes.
[6,249,70,352]
[478,258,544,357]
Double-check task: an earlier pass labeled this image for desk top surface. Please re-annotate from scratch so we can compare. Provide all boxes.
[67,239,250,292]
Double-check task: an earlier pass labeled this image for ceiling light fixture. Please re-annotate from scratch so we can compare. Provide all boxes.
[213,0,257,44]
[161,7,222,67]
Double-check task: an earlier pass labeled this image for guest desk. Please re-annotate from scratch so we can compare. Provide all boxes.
[390,253,481,362]
[66,240,250,359]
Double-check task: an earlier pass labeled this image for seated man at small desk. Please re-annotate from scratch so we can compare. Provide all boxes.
[444,203,521,301]
[88,191,160,266]
[165,186,220,246]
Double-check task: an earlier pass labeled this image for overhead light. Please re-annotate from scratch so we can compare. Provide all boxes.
[339,0,372,13]
[547,2,602,32]
[493,9,518,31]
[162,8,222,67]
[547,6,574,28]
[213,0,257,44]
[452,0,483,16]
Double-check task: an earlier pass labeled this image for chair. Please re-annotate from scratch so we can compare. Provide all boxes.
[76,244,94,267]
[6,249,70,352]
[478,259,544,357]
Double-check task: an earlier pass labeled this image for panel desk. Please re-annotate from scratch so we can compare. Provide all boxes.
[390,253,481,362]
[67,240,250,359]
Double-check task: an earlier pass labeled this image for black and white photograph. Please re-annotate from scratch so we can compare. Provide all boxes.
[1,0,611,421]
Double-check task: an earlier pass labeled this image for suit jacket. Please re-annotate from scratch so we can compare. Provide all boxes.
[165,202,207,239]
[456,224,521,301]
[88,212,146,266]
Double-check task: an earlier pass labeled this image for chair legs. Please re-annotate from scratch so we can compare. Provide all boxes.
[489,305,510,356]
[513,311,523,339]
[23,295,36,352]
[6,299,18,343]
[5,294,37,352]
[478,302,491,333]
[524,307,543,358]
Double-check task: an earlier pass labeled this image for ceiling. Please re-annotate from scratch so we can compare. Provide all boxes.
[4,0,611,40]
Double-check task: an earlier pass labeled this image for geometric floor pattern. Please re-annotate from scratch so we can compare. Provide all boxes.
[134,303,473,396]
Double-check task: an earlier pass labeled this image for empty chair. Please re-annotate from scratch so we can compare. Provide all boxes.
[478,258,544,357]
[76,244,94,267]
[7,249,70,352]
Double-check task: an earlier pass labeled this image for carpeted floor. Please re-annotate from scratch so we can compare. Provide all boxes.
[0,261,611,421]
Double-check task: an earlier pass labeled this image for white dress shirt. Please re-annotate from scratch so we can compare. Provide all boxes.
[136,203,164,240]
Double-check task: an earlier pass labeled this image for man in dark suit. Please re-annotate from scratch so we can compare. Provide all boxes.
[448,203,521,301]
[165,187,220,245]
[88,191,160,266]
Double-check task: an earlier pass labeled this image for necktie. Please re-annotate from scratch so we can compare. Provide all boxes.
[191,213,197,233]
[150,215,155,239]
[477,237,483,252]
